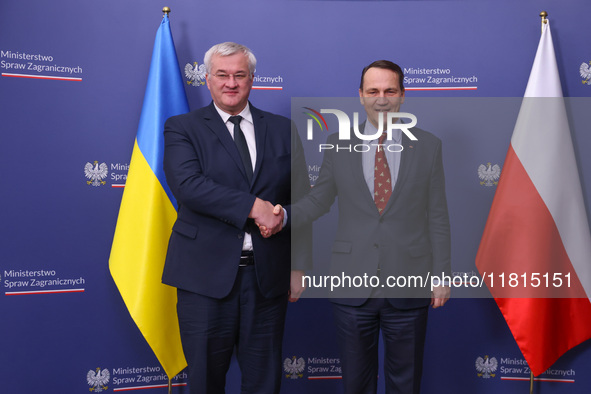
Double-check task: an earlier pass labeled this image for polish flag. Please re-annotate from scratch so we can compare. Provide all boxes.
[475,19,591,376]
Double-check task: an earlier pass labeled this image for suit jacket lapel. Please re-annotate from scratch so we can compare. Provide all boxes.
[250,104,267,187]
[351,123,379,208]
[383,131,416,214]
[203,102,251,184]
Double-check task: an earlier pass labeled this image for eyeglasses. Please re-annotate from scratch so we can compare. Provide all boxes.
[211,72,250,82]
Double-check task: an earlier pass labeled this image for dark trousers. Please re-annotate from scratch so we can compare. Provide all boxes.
[177,266,288,394]
[332,298,428,394]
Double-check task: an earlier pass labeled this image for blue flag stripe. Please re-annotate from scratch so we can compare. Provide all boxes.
[136,15,189,209]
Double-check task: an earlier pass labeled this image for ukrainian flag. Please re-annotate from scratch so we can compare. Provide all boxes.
[109,13,188,379]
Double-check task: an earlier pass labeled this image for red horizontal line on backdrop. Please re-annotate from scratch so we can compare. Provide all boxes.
[406,86,477,91]
[307,376,342,380]
[2,73,82,81]
[112,184,126,188]
[5,288,85,296]
[113,383,187,391]
[252,86,282,90]
[500,377,574,383]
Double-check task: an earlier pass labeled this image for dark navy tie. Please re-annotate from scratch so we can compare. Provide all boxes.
[229,115,253,183]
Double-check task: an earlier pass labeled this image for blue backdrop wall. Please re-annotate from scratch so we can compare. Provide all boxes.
[1,1,591,393]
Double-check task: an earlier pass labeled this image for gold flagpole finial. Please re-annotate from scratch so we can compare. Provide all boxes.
[540,11,548,34]
[163,7,171,16]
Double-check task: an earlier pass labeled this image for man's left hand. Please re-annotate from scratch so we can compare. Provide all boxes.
[431,285,450,308]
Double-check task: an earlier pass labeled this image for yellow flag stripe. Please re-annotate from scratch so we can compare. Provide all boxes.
[109,140,186,378]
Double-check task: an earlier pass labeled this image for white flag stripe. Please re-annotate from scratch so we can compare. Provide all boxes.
[511,20,591,300]
[523,22,562,98]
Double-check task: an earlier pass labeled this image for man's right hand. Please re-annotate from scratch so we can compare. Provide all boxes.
[257,204,283,237]
[249,198,284,238]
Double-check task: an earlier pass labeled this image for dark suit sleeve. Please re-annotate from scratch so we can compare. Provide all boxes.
[427,139,451,277]
[163,115,256,230]
[291,133,339,228]
[285,122,311,227]
[289,123,313,271]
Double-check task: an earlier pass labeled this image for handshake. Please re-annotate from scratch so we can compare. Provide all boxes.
[249,197,284,238]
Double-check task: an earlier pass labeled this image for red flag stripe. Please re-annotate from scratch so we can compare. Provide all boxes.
[477,145,591,375]
[477,146,588,299]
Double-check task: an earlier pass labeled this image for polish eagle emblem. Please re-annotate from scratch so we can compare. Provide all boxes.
[475,355,498,379]
[580,62,591,84]
[87,367,110,392]
[284,356,305,379]
[478,162,501,187]
[84,161,108,187]
[185,62,206,86]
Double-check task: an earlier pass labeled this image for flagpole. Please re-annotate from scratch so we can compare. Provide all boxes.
[526,12,549,394]
[160,8,181,394]
[164,4,173,393]
[527,15,548,394]
[163,5,175,394]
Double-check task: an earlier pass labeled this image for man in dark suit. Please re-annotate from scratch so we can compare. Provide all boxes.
[289,60,451,393]
[162,42,309,394]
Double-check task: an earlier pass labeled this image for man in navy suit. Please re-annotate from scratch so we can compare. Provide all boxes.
[162,42,309,394]
[288,60,451,393]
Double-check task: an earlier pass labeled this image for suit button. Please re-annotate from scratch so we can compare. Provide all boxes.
[238,234,243,239]
[373,244,379,249]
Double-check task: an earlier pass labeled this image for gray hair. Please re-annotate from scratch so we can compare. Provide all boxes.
[203,42,257,75]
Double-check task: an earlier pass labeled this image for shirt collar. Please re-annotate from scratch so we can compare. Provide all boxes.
[363,118,402,143]
[213,102,254,125]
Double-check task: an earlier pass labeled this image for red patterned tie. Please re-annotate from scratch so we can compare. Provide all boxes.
[374,133,392,214]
